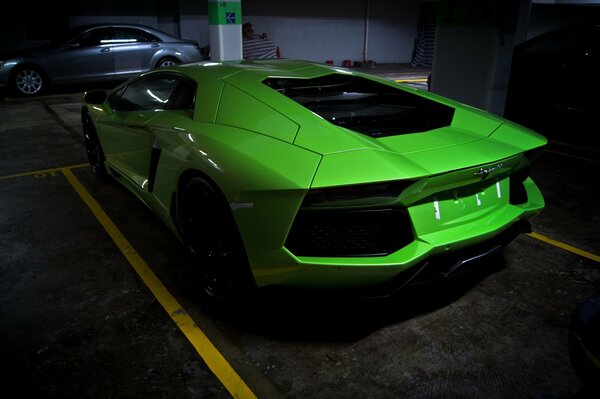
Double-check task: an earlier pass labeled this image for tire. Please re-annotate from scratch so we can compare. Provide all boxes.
[180,176,254,307]
[12,66,45,96]
[82,110,107,178]
[156,57,180,68]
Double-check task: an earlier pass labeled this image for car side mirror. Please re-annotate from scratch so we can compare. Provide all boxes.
[84,90,107,105]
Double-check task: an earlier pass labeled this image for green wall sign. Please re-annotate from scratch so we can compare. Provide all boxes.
[208,2,242,26]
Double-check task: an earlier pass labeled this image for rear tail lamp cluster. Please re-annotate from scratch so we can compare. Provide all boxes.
[301,180,413,208]
[286,181,415,257]
[285,208,414,257]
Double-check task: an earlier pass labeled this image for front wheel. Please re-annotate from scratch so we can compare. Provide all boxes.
[180,176,255,307]
[82,110,107,178]
[13,66,45,96]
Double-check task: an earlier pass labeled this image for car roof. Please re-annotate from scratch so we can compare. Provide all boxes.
[71,22,164,30]
[66,23,177,40]
[150,59,419,124]
[164,59,383,85]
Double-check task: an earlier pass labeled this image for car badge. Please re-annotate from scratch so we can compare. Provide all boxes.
[474,163,503,179]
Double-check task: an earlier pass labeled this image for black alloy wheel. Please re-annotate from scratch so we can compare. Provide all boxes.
[82,111,107,177]
[181,177,254,306]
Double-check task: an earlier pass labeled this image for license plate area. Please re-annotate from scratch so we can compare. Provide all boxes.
[408,177,510,236]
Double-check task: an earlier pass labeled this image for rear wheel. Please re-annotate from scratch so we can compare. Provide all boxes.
[156,57,180,68]
[180,176,254,307]
[82,110,107,178]
[13,66,45,96]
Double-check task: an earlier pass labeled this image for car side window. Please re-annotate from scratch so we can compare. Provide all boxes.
[107,87,126,109]
[113,75,189,112]
[165,80,196,111]
[73,27,114,48]
[114,27,160,44]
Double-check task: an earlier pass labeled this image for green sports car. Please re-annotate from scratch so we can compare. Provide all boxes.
[81,59,546,303]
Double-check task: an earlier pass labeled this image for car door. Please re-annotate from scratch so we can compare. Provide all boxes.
[101,73,193,191]
[112,27,162,77]
[47,27,115,83]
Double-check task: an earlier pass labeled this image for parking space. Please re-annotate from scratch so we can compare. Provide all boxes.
[0,164,237,398]
[1,77,599,398]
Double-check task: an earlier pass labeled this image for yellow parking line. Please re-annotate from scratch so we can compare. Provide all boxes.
[527,232,600,263]
[0,163,88,180]
[61,167,257,399]
[395,78,428,83]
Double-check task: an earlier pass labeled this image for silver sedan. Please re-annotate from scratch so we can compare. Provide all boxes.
[0,23,205,96]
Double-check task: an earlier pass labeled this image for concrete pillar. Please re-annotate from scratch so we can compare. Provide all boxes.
[430,0,530,116]
[514,0,532,45]
[208,0,243,61]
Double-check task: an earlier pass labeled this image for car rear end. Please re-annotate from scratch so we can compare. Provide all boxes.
[222,62,547,294]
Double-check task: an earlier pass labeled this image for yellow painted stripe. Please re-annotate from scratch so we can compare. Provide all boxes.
[395,78,428,83]
[0,163,88,181]
[61,167,257,399]
[527,232,600,263]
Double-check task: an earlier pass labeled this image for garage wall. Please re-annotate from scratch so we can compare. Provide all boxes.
[179,1,210,47]
[68,2,161,32]
[3,1,596,64]
[0,0,423,65]
[240,0,423,64]
[527,3,600,38]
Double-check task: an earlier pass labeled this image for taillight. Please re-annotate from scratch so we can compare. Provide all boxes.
[302,180,413,208]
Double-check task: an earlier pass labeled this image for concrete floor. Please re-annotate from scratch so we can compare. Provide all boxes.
[1,67,599,399]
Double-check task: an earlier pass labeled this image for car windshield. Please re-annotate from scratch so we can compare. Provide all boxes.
[263,74,454,138]
[46,26,91,47]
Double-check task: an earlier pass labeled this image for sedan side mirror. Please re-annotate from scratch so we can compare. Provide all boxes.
[84,90,107,105]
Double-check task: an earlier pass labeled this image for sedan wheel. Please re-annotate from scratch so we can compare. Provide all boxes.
[14,67,44,96]
[181,177,253,306]
[157,57,179,68]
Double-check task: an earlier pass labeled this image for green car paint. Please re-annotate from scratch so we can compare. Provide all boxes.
[83,59,546,294]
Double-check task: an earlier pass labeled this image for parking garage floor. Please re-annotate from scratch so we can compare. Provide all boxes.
[1,65,599,399]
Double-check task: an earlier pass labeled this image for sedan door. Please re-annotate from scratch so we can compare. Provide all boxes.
[47,27,115,83]
[112,27,162,77]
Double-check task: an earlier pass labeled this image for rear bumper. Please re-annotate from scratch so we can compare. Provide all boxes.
[350,219,528,299]
[248,165,545,292]
[252,218,530,297]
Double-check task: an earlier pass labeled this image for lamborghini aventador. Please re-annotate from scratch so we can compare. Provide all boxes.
[81,59,546,304]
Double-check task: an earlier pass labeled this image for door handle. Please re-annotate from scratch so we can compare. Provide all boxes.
[100,48,111,53]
